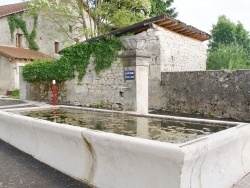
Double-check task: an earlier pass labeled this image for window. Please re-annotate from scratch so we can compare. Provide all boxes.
[54,42,59,54]
[74,38,79,44]
[16,33,23,47]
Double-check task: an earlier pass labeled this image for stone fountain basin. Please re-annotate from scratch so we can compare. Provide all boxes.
[0,106,249,188]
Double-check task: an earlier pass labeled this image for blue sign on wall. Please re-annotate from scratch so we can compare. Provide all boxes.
[124,71,135,80]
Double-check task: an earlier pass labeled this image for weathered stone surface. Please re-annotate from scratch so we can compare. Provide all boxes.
[27,26,207,110]
[161,70,250,121]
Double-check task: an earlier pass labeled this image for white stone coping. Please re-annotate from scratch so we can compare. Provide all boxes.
[0,106,249,188]
[6,105,242,125]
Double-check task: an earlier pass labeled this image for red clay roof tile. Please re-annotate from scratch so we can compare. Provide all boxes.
[0,45,52,60]
[0,2,27,18]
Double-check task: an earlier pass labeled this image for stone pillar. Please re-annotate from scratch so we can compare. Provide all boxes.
[119,36,151,114]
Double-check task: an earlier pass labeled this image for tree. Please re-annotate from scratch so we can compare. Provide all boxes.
[27,0,91,41]
[208,15,250,52]
[207,44,250,70]
[234,22,250,52]
[208,16,236,50]
[92,0,151,33]
[27,0,179,42]
[207,15,250,70]
[150,0,178,18]
[27,0,151,41]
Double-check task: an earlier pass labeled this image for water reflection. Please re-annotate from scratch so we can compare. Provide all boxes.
[136,117,149,139]
[53,109,57,123]
[20,108,233,143]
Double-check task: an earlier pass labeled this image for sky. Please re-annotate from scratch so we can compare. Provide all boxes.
[172,0,250,33]
[1,0,250,34]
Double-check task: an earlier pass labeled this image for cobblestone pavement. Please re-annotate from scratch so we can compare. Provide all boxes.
[0,139,91,188]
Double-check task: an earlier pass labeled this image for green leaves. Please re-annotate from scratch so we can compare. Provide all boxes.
[207,15,250,70]
[91,36,123,73]
[28,0,176,39]
[22,59,74,82]
[150,0,178,18]
[207,44,250,70]
[23,36,122,82]
[8,15,39,51]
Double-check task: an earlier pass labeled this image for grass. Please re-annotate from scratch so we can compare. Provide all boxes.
[10,89,20,99]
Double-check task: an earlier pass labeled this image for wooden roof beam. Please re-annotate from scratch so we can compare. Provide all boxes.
[160,22,179,28]
[133,26,150,34]
[178,30,196,35]
[188,34,207,41]
[172,28,187,33]
[167,25,182,30]
[156,20,173,26]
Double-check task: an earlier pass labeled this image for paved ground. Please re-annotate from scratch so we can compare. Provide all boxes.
[0,98,26,106]
[0,139,91,188]
[0,98,39,110]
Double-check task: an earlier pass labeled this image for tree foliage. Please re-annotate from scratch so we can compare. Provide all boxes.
[23,35,123,82]
[209,16,250,51]
[8,14,39,50]
[207,44,250,70]
[93,0,151,33]
[150,0,178,18]
[207,15,250,70]
[27,0,151,40]
[27,0,178,41]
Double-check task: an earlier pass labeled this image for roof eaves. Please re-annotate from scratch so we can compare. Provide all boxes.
[0,51,15,59]
[85,14,210,43]
[60,14,211,53]
[0,9,27,18]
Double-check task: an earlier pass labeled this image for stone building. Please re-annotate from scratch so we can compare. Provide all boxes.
[64,14,211,109]
[0,45,51,94]
[0,2,91,94]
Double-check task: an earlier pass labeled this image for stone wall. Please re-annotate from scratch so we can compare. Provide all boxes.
[0,55,29,94]
[0,17,12,45]
[64,57,124,107]
[24,27,208,109]
[0,12,84,57]
[136,24,207,109]
[161,70,250,121]
[63,27,207,108]
[0,56,12,94]
[157,26,207,72]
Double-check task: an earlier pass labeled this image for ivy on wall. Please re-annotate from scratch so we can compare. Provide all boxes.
[8,14,39,51]
[22,59,74,82]
[23,35,123,82]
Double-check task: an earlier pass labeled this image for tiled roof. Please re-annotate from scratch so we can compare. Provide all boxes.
[0,45,52,60]
[0,2,27,18]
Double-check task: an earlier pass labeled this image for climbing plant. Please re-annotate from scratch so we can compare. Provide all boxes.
[23,35,123,82]
[22,59,74,82]
[8,14,39,51]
